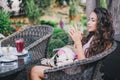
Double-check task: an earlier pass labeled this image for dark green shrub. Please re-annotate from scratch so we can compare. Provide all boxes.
[48,39,65,56]
[0,9,15,36]
[52,32,69,44]
[53,28,65,34]
[47,28,69,56]
[48,31,69,56]
[39,20,58,28]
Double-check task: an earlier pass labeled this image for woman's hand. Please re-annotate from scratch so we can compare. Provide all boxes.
[68,26,85,60]
[68,26,83,44]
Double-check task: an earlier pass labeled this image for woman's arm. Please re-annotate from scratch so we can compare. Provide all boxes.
[68,27,86,60]
[74,42,86,60]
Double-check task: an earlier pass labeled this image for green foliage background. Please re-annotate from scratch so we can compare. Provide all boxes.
[25,0,40,24]
[48,28,69,56]
[0,9,15,36]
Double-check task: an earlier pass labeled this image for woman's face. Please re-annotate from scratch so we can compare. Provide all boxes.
[87,12,97,32]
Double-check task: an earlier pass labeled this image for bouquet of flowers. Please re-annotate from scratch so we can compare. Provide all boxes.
[56,46,78,66]
[41,45,78,67]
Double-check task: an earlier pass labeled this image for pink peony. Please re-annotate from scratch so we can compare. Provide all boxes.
[74,53,78,59]
[57,49,66,56]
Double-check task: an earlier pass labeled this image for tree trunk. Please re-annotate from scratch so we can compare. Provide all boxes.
[86,0,96,20]
[106,0,112,9]
[108,0,120,34]
[96,0,101,7]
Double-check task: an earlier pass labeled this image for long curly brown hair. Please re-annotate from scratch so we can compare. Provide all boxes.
[82,7,114,58]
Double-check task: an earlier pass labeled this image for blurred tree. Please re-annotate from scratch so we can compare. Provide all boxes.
[86,0,96,20]
[107,0,120,34]
[25,0,40,25]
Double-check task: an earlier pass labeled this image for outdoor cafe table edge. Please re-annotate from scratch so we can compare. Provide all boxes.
[0,52,32,77]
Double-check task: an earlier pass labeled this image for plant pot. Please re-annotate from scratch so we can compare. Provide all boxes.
[70,16,75,21]
[77,15,81,21]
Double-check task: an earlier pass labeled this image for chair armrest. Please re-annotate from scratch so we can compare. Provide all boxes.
[44,65,84,80]
[44,60,96,80]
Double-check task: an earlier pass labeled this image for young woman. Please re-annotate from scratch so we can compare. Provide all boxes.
[30,7,114,80]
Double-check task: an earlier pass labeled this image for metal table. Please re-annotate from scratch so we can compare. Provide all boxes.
[0,52,32,80]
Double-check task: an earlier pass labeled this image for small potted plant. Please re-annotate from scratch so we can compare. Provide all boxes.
[69,1,77,21]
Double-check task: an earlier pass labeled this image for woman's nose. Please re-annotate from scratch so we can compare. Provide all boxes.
[87,21,90,26]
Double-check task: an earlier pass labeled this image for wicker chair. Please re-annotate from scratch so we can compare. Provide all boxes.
[93,34,120,80]
[40,40,118,80]
[0,25,53,80]
[1,25,53,62]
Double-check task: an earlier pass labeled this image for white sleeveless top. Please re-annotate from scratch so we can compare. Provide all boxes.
[83,36,93,53]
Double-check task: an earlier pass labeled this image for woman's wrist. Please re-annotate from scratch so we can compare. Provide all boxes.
[74,42,82,48]
[75,43,82,45]
[75,41,82,45]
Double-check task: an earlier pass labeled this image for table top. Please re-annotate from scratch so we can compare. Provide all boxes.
[0,52,32,77]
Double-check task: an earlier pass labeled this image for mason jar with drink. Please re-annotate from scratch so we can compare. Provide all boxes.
[15,38,24,53]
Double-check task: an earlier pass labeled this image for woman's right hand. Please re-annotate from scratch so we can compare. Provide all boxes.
[68,26,85,60]
[68,26,83,44]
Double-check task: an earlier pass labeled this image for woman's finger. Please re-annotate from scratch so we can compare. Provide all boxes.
[68,27,75,34]
[68,30,73,37]
[74,24,78,30]
[79,31,84,37]
[70,25,76,31]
